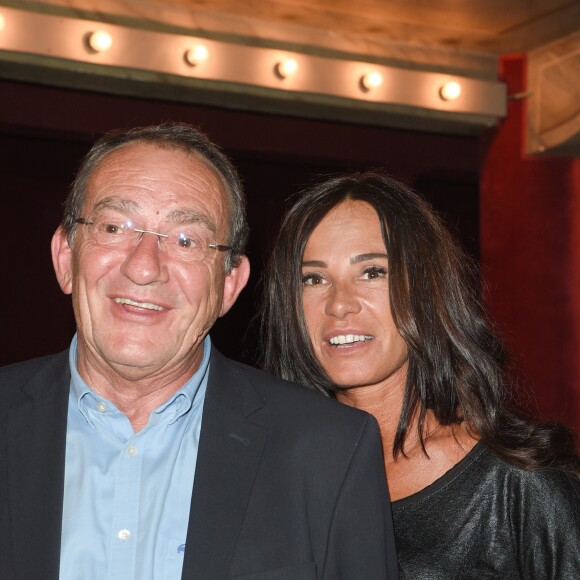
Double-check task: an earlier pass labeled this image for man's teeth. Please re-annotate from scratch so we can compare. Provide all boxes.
[329,334,372,345]
[114,298,164,311]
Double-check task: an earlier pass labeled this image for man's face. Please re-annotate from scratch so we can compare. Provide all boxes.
[52,142,249,382]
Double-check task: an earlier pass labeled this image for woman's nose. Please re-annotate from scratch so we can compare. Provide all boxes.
[324,282,361,318]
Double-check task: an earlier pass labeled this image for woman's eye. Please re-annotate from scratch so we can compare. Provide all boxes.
[362,266,387,280]
[302,273,325,286]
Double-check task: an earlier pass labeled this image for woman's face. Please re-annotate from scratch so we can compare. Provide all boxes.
[301,200,408,389]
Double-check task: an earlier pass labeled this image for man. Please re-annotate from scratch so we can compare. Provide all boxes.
[0,123,398,579]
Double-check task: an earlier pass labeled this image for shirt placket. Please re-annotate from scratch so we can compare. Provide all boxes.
[108,433,143,579]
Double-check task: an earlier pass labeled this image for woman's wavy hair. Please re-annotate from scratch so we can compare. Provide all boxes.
[259,171,579,474]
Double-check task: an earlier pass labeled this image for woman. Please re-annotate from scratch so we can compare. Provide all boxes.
[260,171,580,578]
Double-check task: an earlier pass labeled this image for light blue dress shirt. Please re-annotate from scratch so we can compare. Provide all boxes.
[59,334,210,580]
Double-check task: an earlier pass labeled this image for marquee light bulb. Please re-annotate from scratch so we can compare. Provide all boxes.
[87,30,113,53]
[360,71,383,92]
[274,58,298,79]
[439,81,462,101]
[184,45,209,67]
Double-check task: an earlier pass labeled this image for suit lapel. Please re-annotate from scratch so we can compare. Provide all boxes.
[4,349,267,579]
[182,349,268,580]
[6,353,69,580]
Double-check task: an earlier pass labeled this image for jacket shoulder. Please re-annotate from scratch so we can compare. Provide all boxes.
[212,351,376,435]
[0,351,69,406]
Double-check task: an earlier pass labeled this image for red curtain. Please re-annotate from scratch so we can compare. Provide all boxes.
[481,55,580,432]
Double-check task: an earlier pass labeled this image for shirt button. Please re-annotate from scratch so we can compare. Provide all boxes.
[96,401,107,413]
[127,445,138,457]
[118,529,131,542]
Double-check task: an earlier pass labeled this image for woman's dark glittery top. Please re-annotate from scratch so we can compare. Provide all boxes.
[392,443,580,579]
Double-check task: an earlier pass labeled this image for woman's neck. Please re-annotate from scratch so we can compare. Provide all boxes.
[336,361,408,455]
[336,362,478,500]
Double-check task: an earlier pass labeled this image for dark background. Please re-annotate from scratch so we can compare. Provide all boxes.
[0,79,482,367]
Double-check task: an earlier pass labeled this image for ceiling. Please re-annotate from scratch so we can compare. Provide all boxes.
[152,0,580,53]
[1,0,579,152]
[11,0,580,74]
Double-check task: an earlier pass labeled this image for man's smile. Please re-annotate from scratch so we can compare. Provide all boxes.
[113,297,165,311]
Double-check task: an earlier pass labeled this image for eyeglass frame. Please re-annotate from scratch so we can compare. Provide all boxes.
[74,217,234,260]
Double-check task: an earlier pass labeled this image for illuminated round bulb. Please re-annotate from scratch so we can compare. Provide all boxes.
[360,71,383,91]
[0,14,5,32]
[87,30,113,53]
[274,58,298,79]
[184,45,208,67]
[439,81,462,101]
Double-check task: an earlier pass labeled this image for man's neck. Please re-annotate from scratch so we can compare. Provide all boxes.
[76,346,203,432]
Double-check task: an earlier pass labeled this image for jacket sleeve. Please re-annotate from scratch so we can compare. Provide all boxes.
[321,415,399,580]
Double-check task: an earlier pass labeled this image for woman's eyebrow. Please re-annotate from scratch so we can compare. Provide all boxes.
[302,253,388,267]
[302,260,326,267]
[350,252,388,264]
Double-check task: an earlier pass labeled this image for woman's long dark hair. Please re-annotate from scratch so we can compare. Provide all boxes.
[259,171,579,475]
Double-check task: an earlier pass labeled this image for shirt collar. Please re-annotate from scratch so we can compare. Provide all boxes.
[69,334,212,427]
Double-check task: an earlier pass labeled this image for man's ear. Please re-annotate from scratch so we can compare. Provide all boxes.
[219,255,250,317]
[51,227,74,295]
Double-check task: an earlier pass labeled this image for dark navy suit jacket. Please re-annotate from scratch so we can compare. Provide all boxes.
[0,347,399,579]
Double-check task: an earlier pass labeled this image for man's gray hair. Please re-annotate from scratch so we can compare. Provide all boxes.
[62,122,249,272]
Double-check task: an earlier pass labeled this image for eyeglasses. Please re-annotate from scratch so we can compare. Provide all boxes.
[75,217,233,263]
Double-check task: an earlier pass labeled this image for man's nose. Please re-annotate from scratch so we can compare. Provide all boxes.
[119,232,170,285]
[324,282,361,318]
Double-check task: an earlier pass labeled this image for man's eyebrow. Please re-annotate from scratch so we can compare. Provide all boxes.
[92,197,141,215]
[89,201,217,234]
[351,252,388,264]
[166,209,216,235]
